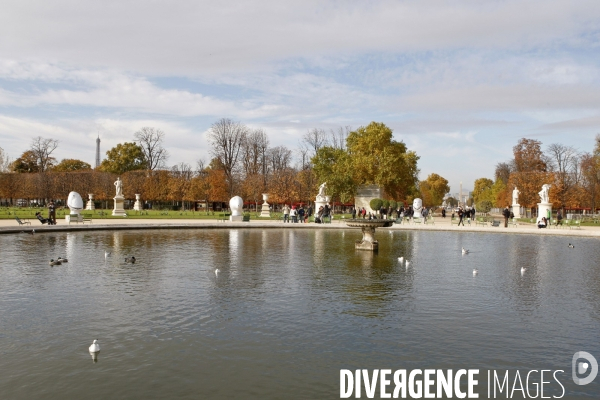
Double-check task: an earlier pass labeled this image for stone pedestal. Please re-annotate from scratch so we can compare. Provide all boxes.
[537,203,552,223]
[112,195,126,216]
[86,194,95,210]
[512,204,521,218]
[346,219,389,251]
[65,214,83,223]
[356,226,379,250]
[314,195,331,216]
[259,193,271,218]
[133,194,142,211]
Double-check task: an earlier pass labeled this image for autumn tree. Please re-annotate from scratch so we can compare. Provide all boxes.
[52,159,92,172]
[346,122,419,200]
[11,150,40,173]
[169,162,194,209]
[505,138,552,208]
[419,173,449,206]
[547,143,580,210]
[472,178,494,204]
[134,127,169,170]
[99,142,147,174]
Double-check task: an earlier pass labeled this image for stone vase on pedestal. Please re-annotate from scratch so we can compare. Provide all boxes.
[133,194,142,211]
[112,195,126,216]
[259,193,271,218]
[86,194,95,210]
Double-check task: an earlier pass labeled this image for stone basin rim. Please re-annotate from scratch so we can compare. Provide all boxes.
[345,219,390,228]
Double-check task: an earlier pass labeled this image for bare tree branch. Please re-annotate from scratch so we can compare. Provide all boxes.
[208,118,248,195]
[30,136,58,172]
[134,127,169,171]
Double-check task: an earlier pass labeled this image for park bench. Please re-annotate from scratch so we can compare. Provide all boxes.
[475,217,487,227]
[82,214,93,224]
[15,216,31,226]
[217,213,230,222]
[490,220,501,227]
[412,217,423,224]
[242,214,250,222]
[424,216,435,225]
[568,219,581,230]
[509,218,518,228]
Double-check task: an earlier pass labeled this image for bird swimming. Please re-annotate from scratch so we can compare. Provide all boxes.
[462,247,469,255]
[521,267,526,274]
[568,243,575,249]
[104,251,111,259]
[89,339,100,353]
[57,257,68,263]
[398,257,404,263]
[124,256,136,264]
[473,268,478,276]
[22,229,35,235]
[215,268,220,276]
[405,261,410,268]
[49,259,62,266]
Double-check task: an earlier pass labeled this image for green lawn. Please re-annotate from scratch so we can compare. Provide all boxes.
[1,207,354,221]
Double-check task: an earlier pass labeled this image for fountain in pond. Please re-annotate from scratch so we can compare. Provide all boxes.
[345,218,392,251]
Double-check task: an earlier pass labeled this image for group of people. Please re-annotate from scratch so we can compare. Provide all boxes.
[282,204,317,223]
[351,205,432,220]
[36,201,57,225]
[454,206,476,226]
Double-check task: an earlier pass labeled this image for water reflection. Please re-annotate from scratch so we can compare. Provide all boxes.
[0,229,598,399]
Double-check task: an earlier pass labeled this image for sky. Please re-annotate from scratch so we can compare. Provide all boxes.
[0,0,599,194]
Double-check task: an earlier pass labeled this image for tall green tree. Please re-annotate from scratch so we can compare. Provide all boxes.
[99,142,147,175]
[52,159,92,172]
[346,122,419,199]
[311,146,354,202]
[419,173,449,206]
[472,178,494,203]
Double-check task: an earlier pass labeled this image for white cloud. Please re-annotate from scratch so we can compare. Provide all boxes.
[0,1,598,75]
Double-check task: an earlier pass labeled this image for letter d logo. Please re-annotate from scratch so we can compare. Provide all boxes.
[572,351,598,385]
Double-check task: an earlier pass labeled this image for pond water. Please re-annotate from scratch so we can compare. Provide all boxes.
[0,229,598,399]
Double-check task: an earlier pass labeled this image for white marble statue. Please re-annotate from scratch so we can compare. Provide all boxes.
[512,187,520,205]
[538,184,551,204]
[317,182,327,199]
[67,191,84,215]
[229,196,243,217]
[413,198,423,218]
[114,177,123,197]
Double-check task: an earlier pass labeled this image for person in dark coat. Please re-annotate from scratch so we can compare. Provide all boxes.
[502,206,511,227]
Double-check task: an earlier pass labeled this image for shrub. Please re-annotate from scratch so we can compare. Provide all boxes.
[476,200,492,213]
[389,200,397,209]
[369,198,383,211]
[382,199,390,208]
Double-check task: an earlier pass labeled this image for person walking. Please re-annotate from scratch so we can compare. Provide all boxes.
[457,207,465,226]
[502,206,511,228]
[283,204,290,223]
[351,207,357,219]
[290,206,298,223]
[441,208,446,218]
